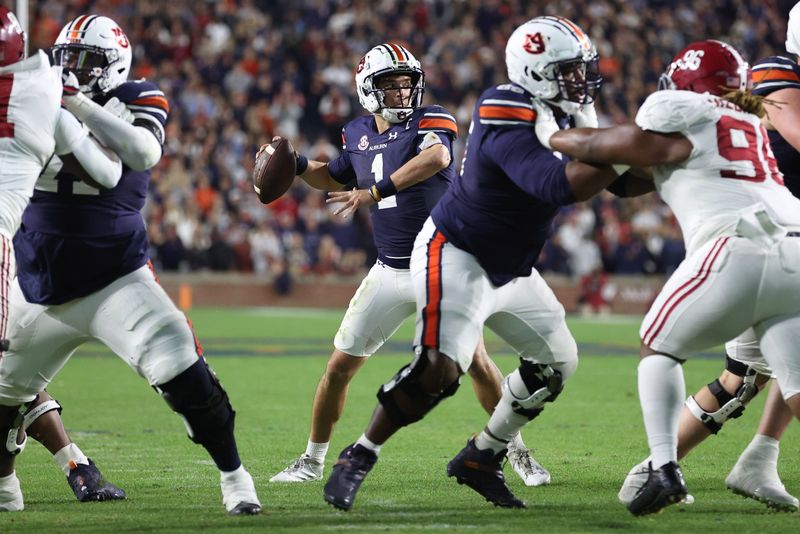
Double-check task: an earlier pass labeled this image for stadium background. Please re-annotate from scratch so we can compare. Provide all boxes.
[20,0,797,311]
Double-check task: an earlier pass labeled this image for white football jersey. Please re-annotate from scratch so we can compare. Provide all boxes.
[0,50,62,193]
[636,89,800,254]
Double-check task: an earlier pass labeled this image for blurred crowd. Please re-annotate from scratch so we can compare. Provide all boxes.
[31,0,793,288]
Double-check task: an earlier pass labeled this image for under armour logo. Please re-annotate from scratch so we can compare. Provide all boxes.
[388,132,398,140]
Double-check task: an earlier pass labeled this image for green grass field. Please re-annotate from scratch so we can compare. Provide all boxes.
[2,308,798,532]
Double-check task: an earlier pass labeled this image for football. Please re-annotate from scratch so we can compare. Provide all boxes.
[253,137,297,204]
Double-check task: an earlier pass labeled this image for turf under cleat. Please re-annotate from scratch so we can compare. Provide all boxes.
[507,447,550,487]
[323,443,377,511]
[725,460,799,512]
[447,438,525,508]
[67,459,127,502]
[270,454,323,482]
[628,461,687,516]
[221,466,261,515]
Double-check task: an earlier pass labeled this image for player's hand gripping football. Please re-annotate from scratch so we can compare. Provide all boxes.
[326,188,375,218]
[532,99,560,150]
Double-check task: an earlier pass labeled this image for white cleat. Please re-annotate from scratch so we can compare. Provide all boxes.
[220,466,261,515]
[619,459,694,505]
[726,461,799,512]
[507,448,551,487]
[269,454,323,483]
[0,472,23,512]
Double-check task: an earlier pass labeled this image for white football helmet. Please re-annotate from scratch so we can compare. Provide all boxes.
[506,16,602,114]
[52,15,132,95]
[355,43,424,123]
[788,2,800,55]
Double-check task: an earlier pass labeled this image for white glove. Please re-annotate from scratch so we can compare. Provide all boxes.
[103,97,135,124]
[61,72,96,122]
[533,99,560,150]
[573,103,599,128]
[61,70,80,96]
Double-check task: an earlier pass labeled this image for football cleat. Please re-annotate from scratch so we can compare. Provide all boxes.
[220,466,261,515]
[619,458,694,505]
[726,460,799,512]
[67,459,127,502]
[447,438,525,508]
[628,461,688,516]
[0,472,23,511]
[270,454,324,483]
[323,443,377,511]
[507,448,551,487]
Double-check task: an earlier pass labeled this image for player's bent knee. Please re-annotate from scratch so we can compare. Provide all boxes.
[156,359,236,449]
[376,348,461,427]
[503,359,568,420]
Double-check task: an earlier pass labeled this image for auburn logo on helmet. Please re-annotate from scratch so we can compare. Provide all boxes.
[523,33,545,54]
[111,27,129,48]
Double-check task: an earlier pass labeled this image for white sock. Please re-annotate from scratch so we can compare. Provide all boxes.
[220,464,246,482]
[740,434,780,465]
[356,434,381,455]
[304,440,329,462]
[474,430,508,454]
[53,443,90,476]
[638,355,684,469]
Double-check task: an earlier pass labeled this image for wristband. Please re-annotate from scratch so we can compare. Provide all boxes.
[296,154,309,175]
[368,185,382,202]
[374,178,398,199]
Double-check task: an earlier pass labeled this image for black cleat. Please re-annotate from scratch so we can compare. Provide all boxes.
[68,459,127,502]
[323,443,378,511]
[447,438,525,508]
[228,502,262,515]
[628,461,688,516]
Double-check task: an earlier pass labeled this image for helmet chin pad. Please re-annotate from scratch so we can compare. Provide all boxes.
[380,107,414,123]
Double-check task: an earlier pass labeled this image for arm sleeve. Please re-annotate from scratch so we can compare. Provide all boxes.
[56,109,122,189]
[488,126,575,206]
[327,150,357,185]
[53,108,87,155]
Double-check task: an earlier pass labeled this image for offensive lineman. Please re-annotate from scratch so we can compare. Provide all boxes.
[0,7,124,511]
[0,15,260,515]
[537,39,800,516]
[270,42,549,488]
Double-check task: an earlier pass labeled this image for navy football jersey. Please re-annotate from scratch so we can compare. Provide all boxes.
[752,56,800,198]
[327,105,457,268]
[14,80,169,304]
[431,83,575,286]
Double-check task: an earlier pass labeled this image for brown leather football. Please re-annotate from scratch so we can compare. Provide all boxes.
[253,138,296,204]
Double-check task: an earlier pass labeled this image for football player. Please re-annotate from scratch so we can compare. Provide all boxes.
[269,43,550,488]
[536,39,800,516]
[0,15,260,515]
[617,7,800,513]
[323,18,629,511]
[0,7,126,511]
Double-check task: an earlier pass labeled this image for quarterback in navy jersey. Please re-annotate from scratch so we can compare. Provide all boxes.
[323,18,624,511]
[271,43,549,489]
[0,16,260,515]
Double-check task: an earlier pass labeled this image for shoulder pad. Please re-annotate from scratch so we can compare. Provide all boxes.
[418,105,458,138]
[109,80,169,113]
[752,56,800,95]
[635,90,711,134]
[477,85,536,127]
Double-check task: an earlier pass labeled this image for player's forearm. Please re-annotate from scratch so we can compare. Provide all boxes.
[299,160,345,191]
[63,93,161,171]
[388,144,450,192]
[70,135,123,189]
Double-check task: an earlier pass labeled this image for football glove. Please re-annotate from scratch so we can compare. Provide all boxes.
[103,97,135,124]
[61,70,80,97]
[573,103,599,129]
[533,99,559,150]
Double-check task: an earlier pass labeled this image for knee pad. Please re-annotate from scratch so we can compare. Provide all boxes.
[156,359,235,448]
[2,393,61,456]
[504,359,566,420]
[377,349,461,427]
[685,356,762,434]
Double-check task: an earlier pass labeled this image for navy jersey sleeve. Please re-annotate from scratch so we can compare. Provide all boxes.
[752,56,800,96]
[485,126,575,206]
[416,105,457,157]
[110,80,169,145]
[327,150,356,184]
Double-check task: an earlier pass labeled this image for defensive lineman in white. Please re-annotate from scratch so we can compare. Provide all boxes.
[536,39,800,516]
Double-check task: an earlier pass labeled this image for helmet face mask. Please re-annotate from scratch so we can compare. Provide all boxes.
[53,15,132,96]
[658,40,750,97]
[506,16,602,115]
[356,43,425,123]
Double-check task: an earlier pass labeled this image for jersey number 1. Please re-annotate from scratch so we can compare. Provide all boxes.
[0,74,15,138]
[371,153,397,209]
